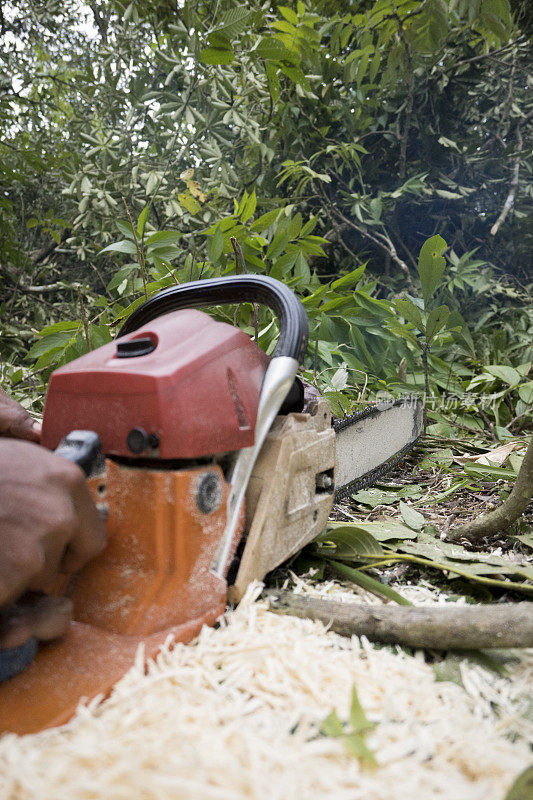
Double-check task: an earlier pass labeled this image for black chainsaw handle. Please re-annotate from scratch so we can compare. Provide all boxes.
[118,275,309,364]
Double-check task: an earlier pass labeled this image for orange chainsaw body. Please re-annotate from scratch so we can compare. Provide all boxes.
[0,459,242,735]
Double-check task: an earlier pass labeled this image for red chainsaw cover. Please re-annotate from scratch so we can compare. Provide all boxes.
[41,309,270,458]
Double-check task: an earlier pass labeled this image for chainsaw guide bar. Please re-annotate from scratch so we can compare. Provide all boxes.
[332,398,424,501]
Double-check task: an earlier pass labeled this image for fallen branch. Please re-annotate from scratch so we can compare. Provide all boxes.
[266,591,533,649]
[449,435,533,543]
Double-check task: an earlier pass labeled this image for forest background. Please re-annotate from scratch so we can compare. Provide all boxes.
[0,0,532,599]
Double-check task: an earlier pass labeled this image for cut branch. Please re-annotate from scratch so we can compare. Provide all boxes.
[266,591,533,650]
[449,436,533,543]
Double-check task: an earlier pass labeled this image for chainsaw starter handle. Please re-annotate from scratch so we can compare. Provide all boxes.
[119,275,309,364]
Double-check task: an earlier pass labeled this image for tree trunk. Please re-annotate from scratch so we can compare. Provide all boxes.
[449,436,533,543]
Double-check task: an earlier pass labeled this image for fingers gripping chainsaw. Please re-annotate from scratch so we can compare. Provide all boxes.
[0,276,422,734]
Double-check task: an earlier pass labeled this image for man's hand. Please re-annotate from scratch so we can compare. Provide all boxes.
[0,440,106,648]
[0,595,74,649]
[0,387,41,442]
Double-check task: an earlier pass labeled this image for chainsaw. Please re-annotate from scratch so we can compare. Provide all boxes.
[0,275,422,735]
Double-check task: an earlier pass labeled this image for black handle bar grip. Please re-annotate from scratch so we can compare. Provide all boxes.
[118,275,309,364]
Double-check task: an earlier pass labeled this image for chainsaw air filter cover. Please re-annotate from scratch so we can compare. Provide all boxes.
[41,309,270,459]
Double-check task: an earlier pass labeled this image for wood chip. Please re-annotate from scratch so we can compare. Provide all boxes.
[0,583,530,800]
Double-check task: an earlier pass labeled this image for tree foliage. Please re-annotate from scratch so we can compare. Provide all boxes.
[0,0,531,442]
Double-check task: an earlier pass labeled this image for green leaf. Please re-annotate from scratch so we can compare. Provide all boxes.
[316,526,384,558]
[387,321,422,348]
[255,37,299,63]
[39,320,80,336]
[485,364,521,387]
[343,733,376,765]
[106,263,138,291]
[241,189,257,223]
[178,192,201,215]
[433,655,464,687]
[99,240,138,256]
[463,463,517,480]
[329,561,412,605]
[89,323,112,349]
[438,136,461,151]
[331,265,366,290]
[419,448,454,470]
[9,368,23,385]
[200,45,234,65]
[395,297,424,330]
[279,5,299,25]
[504,766,533,800]
[518,381,533,404]
[435,189,463,199]
[321,709,344,737]
[350,488,398,508]
[294,250,310,284]
[425,305,450,342]
[399,501,425,531]
[115,219,134,239]
[349,686,375,734]
[28,330,76,359]
[145,230,181,247]
[265,62,280,102]
[250,208,282,231]
[279,63,310,90]
[417,235,447,305]
[328,520,417,541]
[322,688,377,766]
[137,204,149,238]
[354,290,393,318]
[211,225,224,261]
[513,534,533,551]
[212,7,252,40]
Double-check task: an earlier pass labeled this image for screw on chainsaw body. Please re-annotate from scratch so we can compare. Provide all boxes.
[196,472,222,515]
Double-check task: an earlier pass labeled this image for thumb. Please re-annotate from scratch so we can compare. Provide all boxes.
[0,392,41,442]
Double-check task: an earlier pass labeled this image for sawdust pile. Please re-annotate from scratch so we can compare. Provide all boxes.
[0,584,530,800]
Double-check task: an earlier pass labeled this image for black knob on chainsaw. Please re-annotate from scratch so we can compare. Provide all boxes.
[116,337,156,358]
[126,427,159,454]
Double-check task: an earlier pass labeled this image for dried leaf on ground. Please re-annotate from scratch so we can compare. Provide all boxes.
[454,441,526,467]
